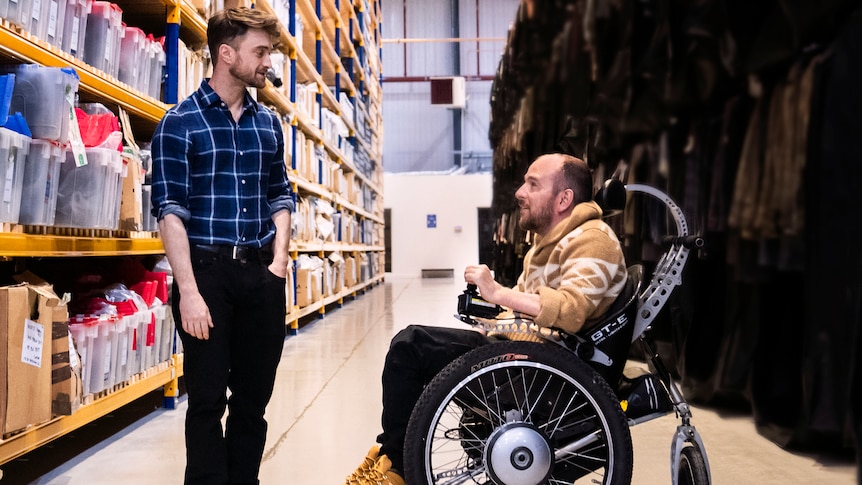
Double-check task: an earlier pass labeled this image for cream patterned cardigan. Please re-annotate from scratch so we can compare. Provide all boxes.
[493,201,627,340]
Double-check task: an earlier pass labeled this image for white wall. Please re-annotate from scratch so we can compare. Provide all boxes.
[385,172,492,277]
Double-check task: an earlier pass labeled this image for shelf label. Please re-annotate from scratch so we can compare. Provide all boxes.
[22,319,45,368]
[67,86,88,167]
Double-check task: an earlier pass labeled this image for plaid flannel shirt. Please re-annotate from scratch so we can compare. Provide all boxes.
[151,80,294,248]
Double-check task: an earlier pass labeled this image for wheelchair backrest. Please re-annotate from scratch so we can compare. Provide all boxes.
[557,265,643,387]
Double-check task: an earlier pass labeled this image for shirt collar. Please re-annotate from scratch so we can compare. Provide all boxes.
[196,79,260,114]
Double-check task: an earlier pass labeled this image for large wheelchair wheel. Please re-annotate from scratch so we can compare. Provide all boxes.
[404,341,633,484]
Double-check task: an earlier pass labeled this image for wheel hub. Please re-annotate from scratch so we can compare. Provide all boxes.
[484,422,552,485]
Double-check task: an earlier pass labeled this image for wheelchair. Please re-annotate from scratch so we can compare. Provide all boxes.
[402,181,711,485]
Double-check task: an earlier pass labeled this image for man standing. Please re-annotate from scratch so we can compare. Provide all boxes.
[151,7,293,484]
[346,153,628,484]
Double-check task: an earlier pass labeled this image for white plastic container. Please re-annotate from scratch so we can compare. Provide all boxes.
[0,127,30,223]
[88,317,112,394]
[141,309,155,371]
[28,0,66,46]
[55,147,123,229]
[61,0,92,59]
[19,140,64,225]
[44,0,67,47]
[154,304,172,364]
[128,311,145,376]
[4,65,79,143]
[118,26,146,91]
[69,318,98,395]
[145,39,165,100]
[83,1,123,77]
[4,0,33,31]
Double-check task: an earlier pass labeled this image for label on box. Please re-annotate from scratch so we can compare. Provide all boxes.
[22,319,45,368]
[68,332,80,369]
[71,17,80,53]
[67,90,88,167]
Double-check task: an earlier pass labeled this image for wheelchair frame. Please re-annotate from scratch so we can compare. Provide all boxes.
[406,182,712,485]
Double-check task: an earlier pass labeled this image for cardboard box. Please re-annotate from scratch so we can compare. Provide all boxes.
[296,268,312,307]
[52,318,82,417]
[345,257,357,288]
[1,285,54,434]
[119,155,143,231]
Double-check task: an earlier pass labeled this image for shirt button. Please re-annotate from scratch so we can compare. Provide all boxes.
[239,150,244,156]
[241,179,246,184]
[242,208,247,213]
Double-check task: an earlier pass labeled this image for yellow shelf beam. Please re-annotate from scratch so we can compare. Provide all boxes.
[0,233,164,257]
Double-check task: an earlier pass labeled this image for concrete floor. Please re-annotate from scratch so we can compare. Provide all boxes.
[2,275,857,484]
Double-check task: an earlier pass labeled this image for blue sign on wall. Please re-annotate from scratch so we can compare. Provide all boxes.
[427,214,437,228]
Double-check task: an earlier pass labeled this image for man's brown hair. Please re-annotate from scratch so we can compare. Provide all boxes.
[207,7,281,66]
[555,154,593,206]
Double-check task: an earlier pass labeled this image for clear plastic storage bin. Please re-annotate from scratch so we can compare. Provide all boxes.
[2,0,33,31]
[19,140,64,225]
[29,0,67,47]
[69,318,99,395]
[61,0,92,59]
[83,1,123,77]
[87,316,113,394]
[55,147,123,229]
[145,38,165,100]
[0,127,30,224]
[118,26,146,91]
[3,65,79,143]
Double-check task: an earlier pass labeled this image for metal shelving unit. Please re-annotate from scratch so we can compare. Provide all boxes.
[0,0,383,468]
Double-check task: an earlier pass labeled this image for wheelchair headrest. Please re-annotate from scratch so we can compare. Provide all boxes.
[594,179,626,218]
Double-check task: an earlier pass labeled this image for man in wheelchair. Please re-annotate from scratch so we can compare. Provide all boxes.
[345,153,628,485]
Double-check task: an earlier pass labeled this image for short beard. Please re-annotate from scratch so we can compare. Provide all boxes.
[230,65,266,89]
[518,204,552,234]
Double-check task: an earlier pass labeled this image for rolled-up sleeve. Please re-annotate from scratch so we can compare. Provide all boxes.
[151,110,192,223]
[267,117,295,215]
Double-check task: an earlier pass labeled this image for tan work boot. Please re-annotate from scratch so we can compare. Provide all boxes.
[345,445,381,484]
[363,454,406,485]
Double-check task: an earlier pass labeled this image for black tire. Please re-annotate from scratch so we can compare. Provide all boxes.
[678,446,710,485]
[404,341,633,485]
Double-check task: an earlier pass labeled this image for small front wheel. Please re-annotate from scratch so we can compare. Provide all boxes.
[678,446,710,485]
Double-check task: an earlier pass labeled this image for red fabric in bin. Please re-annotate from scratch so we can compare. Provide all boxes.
[75,107,121,150]
[144,271,168,304]
[131,280,157,308]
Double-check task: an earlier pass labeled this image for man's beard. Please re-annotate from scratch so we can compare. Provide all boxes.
[518,203,552,233]
[230,64,266,89]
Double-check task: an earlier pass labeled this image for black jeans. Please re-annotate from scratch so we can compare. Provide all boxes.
[377,325,491,472]
[173,246,287,485]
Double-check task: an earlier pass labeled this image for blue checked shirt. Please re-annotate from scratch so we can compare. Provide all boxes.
[151,80,294,248]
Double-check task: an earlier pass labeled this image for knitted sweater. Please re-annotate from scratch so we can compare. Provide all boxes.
[511,201,627,336]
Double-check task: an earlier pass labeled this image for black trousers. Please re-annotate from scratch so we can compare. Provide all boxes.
[377,325,491,472]
[173,247,287,485]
